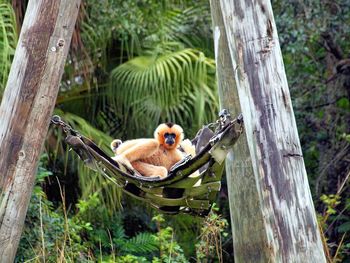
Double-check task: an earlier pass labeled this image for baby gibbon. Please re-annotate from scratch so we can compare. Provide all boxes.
[111,123,195,178]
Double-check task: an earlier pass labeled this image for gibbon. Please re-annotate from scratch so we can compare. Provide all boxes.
[111,123,195,178]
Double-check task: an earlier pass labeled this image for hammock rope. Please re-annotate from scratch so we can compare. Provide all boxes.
[51,110,243,216]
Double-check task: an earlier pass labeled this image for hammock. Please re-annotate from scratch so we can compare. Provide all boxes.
[51,110,243,216]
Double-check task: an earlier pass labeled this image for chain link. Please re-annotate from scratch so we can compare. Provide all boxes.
[50,115,79,136]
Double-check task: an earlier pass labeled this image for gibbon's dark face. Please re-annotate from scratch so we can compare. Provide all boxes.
[164,132,176,146]
[154,123,184,150]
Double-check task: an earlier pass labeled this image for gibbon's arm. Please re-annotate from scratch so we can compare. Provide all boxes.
[115,139,160,163]
[111,138,160,159]
[113,139,149,155]
[180,139,196,157]
[179,139,200,178]
[112,139,146,155]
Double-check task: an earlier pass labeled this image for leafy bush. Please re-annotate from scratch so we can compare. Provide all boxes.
[17,156,192,262]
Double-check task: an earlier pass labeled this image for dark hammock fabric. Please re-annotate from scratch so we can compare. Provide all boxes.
[52,112,243,216]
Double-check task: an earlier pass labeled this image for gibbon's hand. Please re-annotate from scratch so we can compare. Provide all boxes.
[112,154,133,171]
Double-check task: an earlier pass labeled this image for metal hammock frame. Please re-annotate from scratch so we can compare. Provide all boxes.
[51,110,243,216]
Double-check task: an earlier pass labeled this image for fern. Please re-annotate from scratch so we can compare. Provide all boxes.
[118,232,158,255]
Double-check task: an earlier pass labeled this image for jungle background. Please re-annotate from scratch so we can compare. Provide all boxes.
[0,0,349,262]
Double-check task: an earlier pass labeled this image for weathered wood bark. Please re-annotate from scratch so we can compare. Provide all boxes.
[210,1,270,262]
[0,1,81,262]
[211,0,326,262]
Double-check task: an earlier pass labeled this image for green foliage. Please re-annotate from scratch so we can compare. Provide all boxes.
[320,194,341,216]
[102,1,218,137]
[152,214,189,263]
[50,0,218,220]
[16,156,93,262]
[81,0,212,61]
[0,1,17,93]
[110,48,217,135]
[318,193,350,262]
[337,98,350,110]
[274,0,350,259]
[120,232,158,255]
[338,220,350,234]
[102,254,149,263]
[195,206,228,263]
[6,0,349,261]
[17,156,194,262]
[50,109,123,215]
[54,109,113,152]
[95,217,159,257]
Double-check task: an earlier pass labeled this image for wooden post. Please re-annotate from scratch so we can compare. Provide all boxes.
[0,1,81,262]
[210,0,326,262]
[210,1,271,261]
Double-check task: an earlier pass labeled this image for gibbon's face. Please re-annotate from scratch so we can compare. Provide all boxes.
[154,123,184,150]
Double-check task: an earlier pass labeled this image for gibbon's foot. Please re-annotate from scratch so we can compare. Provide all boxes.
[154,166,168,178]
[111,139,123,153]
[112,154,134,171]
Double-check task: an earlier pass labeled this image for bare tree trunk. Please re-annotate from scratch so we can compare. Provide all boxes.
[210,0,326,262]
[0,1,81,262]
[210,1,271,262]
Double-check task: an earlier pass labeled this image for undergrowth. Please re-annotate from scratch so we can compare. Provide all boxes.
[16,156,228,262]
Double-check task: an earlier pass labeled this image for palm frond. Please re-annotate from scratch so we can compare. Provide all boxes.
[0,2,18,94]
[55,110,112,151]
[53,109,122,214]
[142,5,212,55]
[109,48,218,137]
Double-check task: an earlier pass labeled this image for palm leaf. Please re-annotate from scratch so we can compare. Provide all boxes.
[0,2,17,94]
[140,4,213,55]
[52,109,122,214]
[109,47,218,137]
